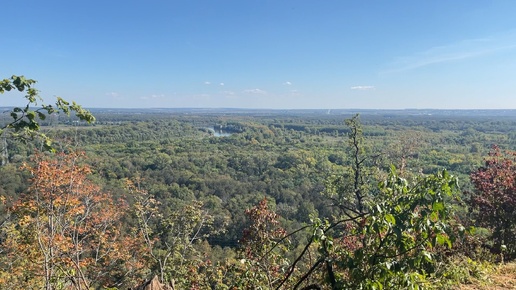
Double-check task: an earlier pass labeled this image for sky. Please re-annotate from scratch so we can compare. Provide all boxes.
[2,0,516,109]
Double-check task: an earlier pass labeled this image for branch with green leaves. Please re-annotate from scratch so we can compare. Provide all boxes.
[1,75,95,151]
[274,168,461,289]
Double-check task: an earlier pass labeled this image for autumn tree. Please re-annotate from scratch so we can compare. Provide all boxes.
[469,145,516,259]
[234,198,292,289]
[0,151,143,289]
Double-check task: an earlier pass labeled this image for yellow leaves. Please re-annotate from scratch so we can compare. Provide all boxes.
[18,214,32,226]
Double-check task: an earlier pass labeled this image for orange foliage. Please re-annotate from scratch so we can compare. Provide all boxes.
[1,151,146,289]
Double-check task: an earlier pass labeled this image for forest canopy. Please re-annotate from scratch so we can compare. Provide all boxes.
[2,90,516,288]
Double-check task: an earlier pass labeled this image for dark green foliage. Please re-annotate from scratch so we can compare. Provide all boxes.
[299,168,459,289]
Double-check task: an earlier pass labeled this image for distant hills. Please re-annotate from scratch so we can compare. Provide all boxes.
[2,107,516,118]
[84,108,516,117]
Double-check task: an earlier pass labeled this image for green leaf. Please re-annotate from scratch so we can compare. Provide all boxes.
[432,202,444,212]
[422,251,432,262]
[435,233,450,248]
[27,111,36,121]
[385,214,396,225]
[430,211,439,222]
[37,111,46,120]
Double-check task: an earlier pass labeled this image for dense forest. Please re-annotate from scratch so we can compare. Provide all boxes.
[2,81,516,289]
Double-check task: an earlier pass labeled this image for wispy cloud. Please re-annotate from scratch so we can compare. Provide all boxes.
[384,30,516,73]
[283,81,292,85]
[140,94,164,100]
[222,91,237,99]
[351,86,375,90]
[106,92,120,98]
[205,81,225,86]
[289,89,301,96]
[243,88,267,95]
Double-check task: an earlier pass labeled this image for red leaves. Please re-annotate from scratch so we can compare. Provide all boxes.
[238,198,291,288]
[469,145,516,258]
[470,146,516,212]
[241,198,286,258]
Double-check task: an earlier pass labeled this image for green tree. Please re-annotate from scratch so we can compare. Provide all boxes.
[130,181,219,287]
[277,170,460,290]
[324,114,380,220]
[1,75,95,151]
[275,115,461,289]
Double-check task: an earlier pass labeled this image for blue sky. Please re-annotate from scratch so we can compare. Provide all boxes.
[2,1,516,109]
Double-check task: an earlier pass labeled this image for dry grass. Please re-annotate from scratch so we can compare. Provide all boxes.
[458,263,516,290]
